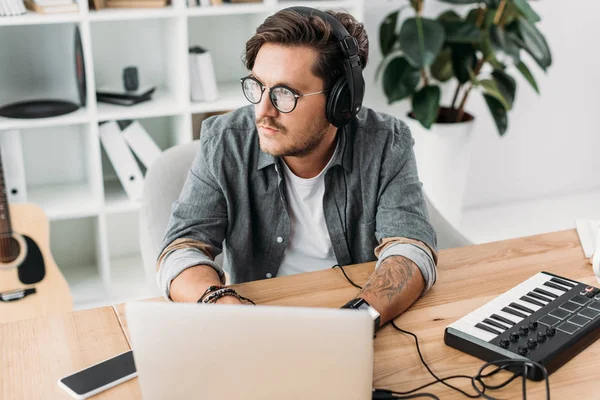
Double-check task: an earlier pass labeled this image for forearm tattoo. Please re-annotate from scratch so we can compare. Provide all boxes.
[360,256,415,302]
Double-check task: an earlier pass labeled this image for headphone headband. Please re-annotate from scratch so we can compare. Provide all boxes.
[283,6,364,126]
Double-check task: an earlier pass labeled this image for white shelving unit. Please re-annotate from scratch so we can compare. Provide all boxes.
[0,0,364,310]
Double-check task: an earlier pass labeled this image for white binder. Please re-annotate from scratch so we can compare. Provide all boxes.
[0,130,27,203]
[99,121,144,202]
[189,46,219,102]
[118,120,162,169]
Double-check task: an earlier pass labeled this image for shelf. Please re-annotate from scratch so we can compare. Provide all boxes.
[0,11,81,26]
[461,187,600,245]
[188,81,246,114]
[28,183,101,220]
[0,107,89,131]
[274,0,361,9]
[187,3,269,17]
[96,89,184,121]
[88,6,179,21]
[103,179,140,214]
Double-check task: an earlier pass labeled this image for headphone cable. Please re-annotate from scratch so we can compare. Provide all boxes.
[331,264,551,400]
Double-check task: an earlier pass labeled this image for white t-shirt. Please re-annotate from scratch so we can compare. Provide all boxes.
[277,143,339,277]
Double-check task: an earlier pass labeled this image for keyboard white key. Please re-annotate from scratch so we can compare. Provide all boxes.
[447,272,575,342]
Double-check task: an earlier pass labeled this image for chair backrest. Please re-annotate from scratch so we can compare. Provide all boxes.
[139,141,201,292]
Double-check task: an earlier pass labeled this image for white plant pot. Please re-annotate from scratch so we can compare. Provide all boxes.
[405,115,476,228]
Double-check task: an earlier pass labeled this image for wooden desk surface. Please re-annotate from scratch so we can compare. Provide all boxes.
[2,229,598,399]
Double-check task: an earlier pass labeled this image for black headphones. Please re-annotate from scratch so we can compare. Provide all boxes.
[284,6,365,128]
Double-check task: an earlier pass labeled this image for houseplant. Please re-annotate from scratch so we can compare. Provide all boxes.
[376,0,552,226]
[378,0,552,135]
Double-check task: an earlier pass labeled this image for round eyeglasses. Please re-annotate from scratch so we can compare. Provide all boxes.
[240,76,328,113]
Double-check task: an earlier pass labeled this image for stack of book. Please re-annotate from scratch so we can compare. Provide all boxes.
[187,0,261,7]
[0,0,26,15]
[23,0,78,14]
[104,0,167,8]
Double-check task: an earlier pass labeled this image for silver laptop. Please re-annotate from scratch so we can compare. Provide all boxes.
[125,301,374,400]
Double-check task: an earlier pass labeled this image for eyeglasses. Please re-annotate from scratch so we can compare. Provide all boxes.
[240,75,328,113]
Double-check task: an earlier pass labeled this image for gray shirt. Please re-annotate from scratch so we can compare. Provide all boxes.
[157,105,438,298]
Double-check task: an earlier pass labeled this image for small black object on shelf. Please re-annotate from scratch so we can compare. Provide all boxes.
[123,66,139,92]
[0,100,79,119]
[96,86,156,107]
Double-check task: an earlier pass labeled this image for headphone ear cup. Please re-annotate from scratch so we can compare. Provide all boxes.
[326,78,351,128]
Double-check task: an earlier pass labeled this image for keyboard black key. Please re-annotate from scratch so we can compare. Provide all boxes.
[528,291,553,303]
[502,306,527,319]
[482,318,509,331]
[534,288,558,299]
[490,313,516,326]
[475,323,501,335]
[509,302,535,314]
[544,281,570,292]
[550,277,576,288]
[520,296,545,307]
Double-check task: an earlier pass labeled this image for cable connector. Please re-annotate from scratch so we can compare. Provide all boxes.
[372,389,395,399]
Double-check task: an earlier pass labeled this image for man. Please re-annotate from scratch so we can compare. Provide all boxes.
[156,7,438,331]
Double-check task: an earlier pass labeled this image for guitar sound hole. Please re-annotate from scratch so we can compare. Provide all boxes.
[0,236,21,264]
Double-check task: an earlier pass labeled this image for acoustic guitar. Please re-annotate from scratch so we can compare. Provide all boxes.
[0,147,72,324]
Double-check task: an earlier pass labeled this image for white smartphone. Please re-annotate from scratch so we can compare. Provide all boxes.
[57,350,137,399]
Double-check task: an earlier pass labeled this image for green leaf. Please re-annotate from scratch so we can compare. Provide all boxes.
[441,20,484,43]
[512,0,541,23]
[479,79,511,110]
[437,10,462,23]
[517,17,552,71]
[491,69,516,108]
[382,57,421,103]
[380,9,403,57]
[437,0,481,3]
[412,85,441,129]
[484,94,508,136]
[399,17,446,68]
[451,43,476,84]
[504,31,522,64]
[479,34,505,69]
[516,60,539,94]
[489,25,506,52]
[431,47,453,82]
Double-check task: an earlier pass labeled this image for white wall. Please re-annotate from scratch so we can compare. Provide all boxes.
[362,0,600,209]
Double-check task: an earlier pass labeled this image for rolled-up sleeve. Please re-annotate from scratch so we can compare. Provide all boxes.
[156,129,228,299]
[374,120,437,251]
[373,119,438,291]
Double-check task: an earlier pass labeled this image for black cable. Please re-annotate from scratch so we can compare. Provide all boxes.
[332,264,363,289]
[332,264,551,400]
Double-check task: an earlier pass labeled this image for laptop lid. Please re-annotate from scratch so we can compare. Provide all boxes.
[125,301,374,400]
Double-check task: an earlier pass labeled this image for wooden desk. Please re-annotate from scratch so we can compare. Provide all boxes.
[2,229,598,399]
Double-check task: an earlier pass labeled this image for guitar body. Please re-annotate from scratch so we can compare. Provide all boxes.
[0,203,73,324]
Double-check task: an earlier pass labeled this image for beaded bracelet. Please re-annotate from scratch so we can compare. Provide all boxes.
[204,289,257,305]
[197,285,226,303]
[202,288,237,304]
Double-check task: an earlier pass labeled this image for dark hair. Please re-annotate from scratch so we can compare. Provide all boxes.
[244,9,369,90]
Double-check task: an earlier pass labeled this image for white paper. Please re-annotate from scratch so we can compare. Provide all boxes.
[0,130,27,203]
[99,122,144,202]
[121,121,162,169]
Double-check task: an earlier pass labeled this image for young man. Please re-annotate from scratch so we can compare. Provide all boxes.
[156,7,438,331]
